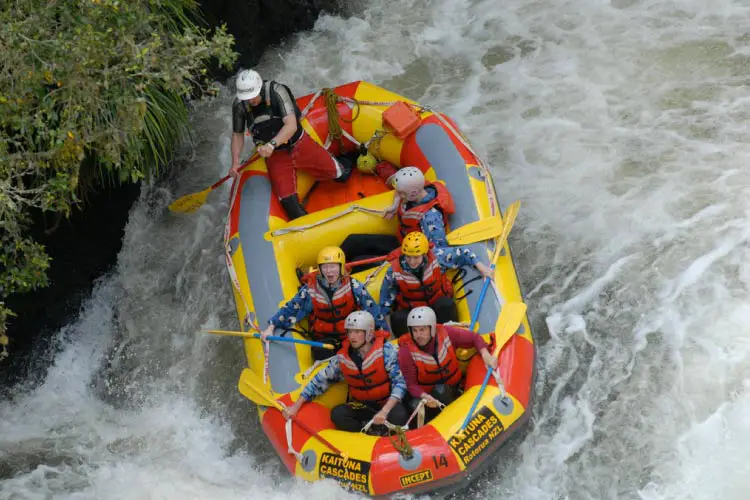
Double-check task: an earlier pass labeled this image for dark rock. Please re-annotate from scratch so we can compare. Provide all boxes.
[1,183,141,390]
[199,0,345,81]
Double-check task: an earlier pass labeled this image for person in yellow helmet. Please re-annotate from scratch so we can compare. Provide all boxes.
[379,232,493,336]
[261,246,386,360]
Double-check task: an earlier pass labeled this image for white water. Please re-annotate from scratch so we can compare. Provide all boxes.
[3,0,750,498]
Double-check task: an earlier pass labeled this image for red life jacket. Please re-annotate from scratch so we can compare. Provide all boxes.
[305,274,358,340]
[397,182,456,241]
[387,249,453,309]
[338,330,392,404]
[398,325,462,391]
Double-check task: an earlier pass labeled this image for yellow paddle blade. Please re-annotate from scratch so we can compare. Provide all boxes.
[446,215,503,246]
[238,368,284,410]
[497,201,520,247]
[168,187,212,213]
[489,200,521,264]
[491,302,527,357]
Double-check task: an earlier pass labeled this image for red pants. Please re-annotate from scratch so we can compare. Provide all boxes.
[266,132,339,199]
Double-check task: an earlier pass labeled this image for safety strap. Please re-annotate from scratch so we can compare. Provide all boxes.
[269,205,385,237]
[492,367,507,399]
[265,81,272,107]
[285,413,305,462]
[262,339,270,385]
[405,400,425,429]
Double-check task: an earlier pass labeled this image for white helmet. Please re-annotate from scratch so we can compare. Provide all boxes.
[407,306,437,337]
[393,166,425,193]
[236,69,263,100]
[344,310,375,338]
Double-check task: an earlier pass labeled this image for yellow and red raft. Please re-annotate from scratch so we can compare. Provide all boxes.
[224,81,536,497]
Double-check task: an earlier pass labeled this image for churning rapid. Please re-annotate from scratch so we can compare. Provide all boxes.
[3,0,750,498]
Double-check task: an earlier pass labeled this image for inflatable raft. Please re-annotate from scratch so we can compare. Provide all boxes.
[224,81,536,497]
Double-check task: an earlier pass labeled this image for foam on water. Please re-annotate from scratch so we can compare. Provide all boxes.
[3,0,750,498]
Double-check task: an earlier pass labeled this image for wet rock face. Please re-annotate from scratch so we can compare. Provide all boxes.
[200,0,343,79]
[0,0,343,389]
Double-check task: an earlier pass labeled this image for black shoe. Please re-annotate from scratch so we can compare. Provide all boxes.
[366,424,389,437]
[334,153,355,183]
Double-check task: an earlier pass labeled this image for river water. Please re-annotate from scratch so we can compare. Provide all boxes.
[3,0,750,498]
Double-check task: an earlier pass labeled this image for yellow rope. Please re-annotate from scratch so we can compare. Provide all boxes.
[323,88,362,150]
[388,425,414,459]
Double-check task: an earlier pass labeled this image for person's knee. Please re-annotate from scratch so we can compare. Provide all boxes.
[405,396,421,413]
[431,384,459,406]
[433,297,458,323]
[330,405,354,431]
[387,403,408,426]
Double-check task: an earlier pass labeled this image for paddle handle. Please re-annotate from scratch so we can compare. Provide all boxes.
[254,334,334,350]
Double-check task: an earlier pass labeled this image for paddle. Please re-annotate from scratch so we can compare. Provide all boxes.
[458,301,527,435]
[169,175,231,213]
[468,200,520,331]
[204,329,335,350]
[239,368,345,456]
[169,150,259,213]
[446,214,503,246]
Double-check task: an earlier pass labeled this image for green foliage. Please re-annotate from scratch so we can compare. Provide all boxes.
[0,0,238,356]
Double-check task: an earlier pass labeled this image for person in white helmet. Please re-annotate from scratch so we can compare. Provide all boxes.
[231,69,352,219]
[383,166,456,246]
[283,311,408,434]
[398,306,497,424]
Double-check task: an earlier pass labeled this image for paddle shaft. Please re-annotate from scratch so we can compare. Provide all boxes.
[205,330,334,349]
[257,334,334,349]
[289,413,345,456]
[468,244,503,331]
[468,201,520,331]
[460,303,526,433]
[209,174,231,190]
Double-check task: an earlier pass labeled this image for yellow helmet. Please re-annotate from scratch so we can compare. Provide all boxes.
[401,232,429,256]
[317,246,346,266]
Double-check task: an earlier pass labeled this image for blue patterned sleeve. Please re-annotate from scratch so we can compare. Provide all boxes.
[267,285,313,329]
[378,267,398,318]
[384,343,407,401]
[352,278,389,331]
[433,245,479,269]
[419,208,449,247]
[300,356,342,401]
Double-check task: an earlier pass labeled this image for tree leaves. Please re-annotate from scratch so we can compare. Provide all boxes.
[0,0,238,351]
